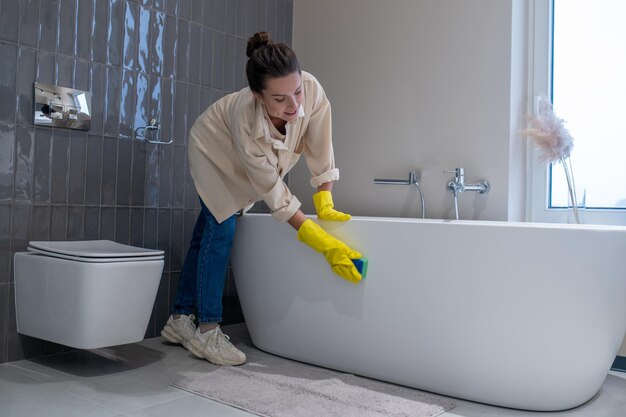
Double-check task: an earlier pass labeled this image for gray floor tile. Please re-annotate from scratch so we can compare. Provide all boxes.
[124,395,255,417]
[0,365,120,417]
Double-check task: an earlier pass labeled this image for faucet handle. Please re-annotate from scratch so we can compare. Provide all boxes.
[443,168,465,184]
[443,168,464,176]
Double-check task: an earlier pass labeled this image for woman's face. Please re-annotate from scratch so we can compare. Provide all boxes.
[256,71,303,124]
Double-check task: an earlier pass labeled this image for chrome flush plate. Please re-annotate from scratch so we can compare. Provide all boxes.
[33,82,92,131]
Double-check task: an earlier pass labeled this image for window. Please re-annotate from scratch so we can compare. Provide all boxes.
[529,0,626,225]
[551,0,626,209]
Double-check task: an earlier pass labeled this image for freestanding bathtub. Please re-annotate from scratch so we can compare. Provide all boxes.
[230,213,626,411]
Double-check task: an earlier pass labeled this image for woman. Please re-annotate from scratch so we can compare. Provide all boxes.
[161,32,362,366]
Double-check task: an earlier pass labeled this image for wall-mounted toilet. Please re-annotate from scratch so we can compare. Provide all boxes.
[14,240,164,349]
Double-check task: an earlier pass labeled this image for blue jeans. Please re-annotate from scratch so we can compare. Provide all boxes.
[173,197,237,324]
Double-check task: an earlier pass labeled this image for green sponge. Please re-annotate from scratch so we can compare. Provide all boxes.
[352,258,368,279]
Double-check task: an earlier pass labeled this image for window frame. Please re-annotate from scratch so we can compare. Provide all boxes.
[527,0,626,225]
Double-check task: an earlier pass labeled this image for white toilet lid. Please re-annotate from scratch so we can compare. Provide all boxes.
[27,240,165,263]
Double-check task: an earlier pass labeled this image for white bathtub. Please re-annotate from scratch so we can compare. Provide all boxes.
[230,214,626,411]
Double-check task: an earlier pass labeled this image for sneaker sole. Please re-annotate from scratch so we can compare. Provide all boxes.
[203,353,247,366]
[189,339,246,366]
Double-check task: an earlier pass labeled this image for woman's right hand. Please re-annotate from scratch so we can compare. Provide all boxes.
[296,219,362,284]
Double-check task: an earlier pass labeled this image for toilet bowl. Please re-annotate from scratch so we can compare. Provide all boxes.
[14,240,164,349]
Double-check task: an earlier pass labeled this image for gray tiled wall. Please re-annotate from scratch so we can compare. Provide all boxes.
[0,0,293,364]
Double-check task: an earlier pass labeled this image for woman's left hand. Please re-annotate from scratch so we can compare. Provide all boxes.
[313,191,351,221]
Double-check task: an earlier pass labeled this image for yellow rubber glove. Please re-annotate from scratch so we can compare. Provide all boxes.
[313,191,351,221]
[297,219,362,284]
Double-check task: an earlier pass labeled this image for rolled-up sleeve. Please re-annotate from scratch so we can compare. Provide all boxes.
[303,82,340,188]
[233,133,301,222]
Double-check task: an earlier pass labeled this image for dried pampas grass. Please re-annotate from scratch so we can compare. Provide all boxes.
[521,95,574,163]
[521,95,581,223]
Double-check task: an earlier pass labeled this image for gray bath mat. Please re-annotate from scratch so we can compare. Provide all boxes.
[172,324,455,417]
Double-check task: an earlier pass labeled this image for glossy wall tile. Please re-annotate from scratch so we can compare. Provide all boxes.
[0,0,294,364]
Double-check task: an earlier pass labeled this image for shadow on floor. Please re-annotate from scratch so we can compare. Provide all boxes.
[29,343,165,377]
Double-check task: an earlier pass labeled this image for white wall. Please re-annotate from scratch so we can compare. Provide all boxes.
[291,0,527,221]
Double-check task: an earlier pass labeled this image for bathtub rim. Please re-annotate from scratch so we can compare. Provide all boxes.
[240,212,626,232]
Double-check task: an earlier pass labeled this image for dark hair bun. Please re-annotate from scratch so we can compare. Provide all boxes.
[246,32,272,58]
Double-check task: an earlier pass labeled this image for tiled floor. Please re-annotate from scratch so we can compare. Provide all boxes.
[1,324,626,417]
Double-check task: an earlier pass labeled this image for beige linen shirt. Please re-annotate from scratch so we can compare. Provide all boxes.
[188,71,340,224]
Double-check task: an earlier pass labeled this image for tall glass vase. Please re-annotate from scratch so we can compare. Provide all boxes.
[567,187,586,224]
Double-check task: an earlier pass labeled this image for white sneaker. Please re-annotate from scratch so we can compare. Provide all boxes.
[161,314,196,352]
[190,326,247,366]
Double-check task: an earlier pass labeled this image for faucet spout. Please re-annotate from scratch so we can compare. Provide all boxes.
[374,171,417,186]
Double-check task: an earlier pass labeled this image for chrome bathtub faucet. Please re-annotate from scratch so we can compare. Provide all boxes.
[444,167,490,195]
[444,167,490,220]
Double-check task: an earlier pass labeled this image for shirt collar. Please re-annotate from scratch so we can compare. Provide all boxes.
[260,104,305,150]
